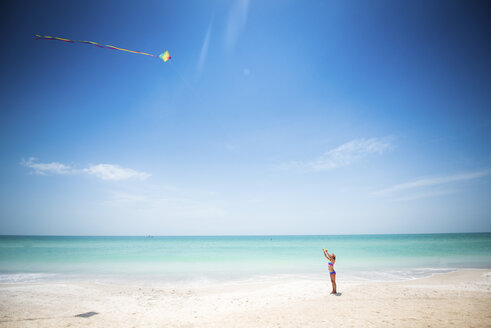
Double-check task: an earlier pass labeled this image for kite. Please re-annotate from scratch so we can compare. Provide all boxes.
[35,35,171,62]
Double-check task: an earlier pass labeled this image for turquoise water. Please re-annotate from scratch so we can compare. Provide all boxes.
[0,233,490,283]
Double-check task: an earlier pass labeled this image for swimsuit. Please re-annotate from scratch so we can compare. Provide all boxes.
[328,262,336,275]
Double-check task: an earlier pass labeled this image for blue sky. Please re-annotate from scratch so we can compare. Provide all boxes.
[1,0,490,235]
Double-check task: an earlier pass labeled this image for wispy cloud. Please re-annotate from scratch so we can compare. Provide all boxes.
[22,157,150,181]
[225,143,239,152]
[373,170,490,196]
[225,0,249,52]
[198,18,213,74]
[21,158,74,175]
[392,189,458,202]
[107,191,154,203]
[285,137,394,171]
[84,164,150,181]
[105,189,227,219]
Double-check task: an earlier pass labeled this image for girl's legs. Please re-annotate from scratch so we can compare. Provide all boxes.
[330,273,337,294]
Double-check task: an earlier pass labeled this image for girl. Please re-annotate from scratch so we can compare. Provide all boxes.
[323,248,337,294]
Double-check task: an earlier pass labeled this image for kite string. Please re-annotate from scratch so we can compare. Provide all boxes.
[168,63,205,105]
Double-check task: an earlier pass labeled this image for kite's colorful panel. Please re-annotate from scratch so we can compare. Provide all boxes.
[35,35,170,62]
[159,51,171,62]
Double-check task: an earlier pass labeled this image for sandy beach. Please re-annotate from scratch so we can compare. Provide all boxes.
[0,269,490,328]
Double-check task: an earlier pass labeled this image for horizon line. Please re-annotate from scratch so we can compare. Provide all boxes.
[1,231,489,238]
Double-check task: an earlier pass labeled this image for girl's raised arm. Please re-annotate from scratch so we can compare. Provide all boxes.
[323,248,330,260]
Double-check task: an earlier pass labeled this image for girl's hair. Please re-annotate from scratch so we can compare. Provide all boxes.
[332,254,336,260]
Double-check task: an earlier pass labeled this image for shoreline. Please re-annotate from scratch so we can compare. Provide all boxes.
[2,266,486,286]
[1,269,490,327]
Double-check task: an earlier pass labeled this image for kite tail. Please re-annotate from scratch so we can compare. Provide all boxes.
[35,35,74,43]
[35,34,170,62]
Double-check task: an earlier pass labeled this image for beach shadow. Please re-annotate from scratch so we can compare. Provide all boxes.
[331,292,342,296]
[0,311,99,323]
[74,312,99,318]
[0,318,61,323]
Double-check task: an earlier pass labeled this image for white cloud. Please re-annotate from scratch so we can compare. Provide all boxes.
[21,157,74,175]
[84,164,150,181]
[198,19,213,73]
[373,170,490,197]
[286,137,393,171]
[22,158,150,181]
[225,0,249,52]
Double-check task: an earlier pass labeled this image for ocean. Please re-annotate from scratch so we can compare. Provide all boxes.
[1,233,490,284]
